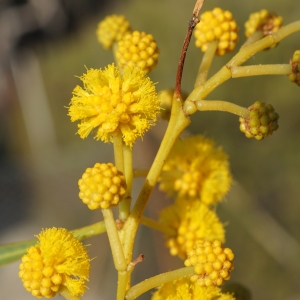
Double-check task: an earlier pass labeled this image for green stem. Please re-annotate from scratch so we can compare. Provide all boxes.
[117,271,130,300]
[119,144,133,222]
[113,133,125,173]
[272,20,300,43]
[59,286,82,300]
[140,216,176,235]
[125,266,194,300]
[194,40,218,88]
[72,221,106,240]
[195,100,249,118]
[231,64,292,78]
[102,208,127,271]
[122,93,190,263]
[241,31,264,48]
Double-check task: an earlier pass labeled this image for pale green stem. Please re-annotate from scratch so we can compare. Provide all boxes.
[231,64,292,78]
[117,271,130,300]
[119,144,133,221]
[59,286,82,300]
[133,169,148,177]
[140,216,176,235]
[194,40,218,88]
[72,221,106,240]
[272,20,300,43]
[113,133,125,173]
[241,31,264,48]
[125,267,194,300]
[196,100,249,118]
[122,94,191,263]
[102,208,127,271]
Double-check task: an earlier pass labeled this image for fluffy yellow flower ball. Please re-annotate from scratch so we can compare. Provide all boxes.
[159,198,225,259]
[152,277,236,300]
[68,64,160,147]
[19,228,90,298]
[159,135,232,206]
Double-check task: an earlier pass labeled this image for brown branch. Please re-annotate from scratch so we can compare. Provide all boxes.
[175,0,205,96]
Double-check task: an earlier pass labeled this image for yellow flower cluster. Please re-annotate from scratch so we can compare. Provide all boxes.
[159,198,225,259]
[151,277,235,300]
[115,31,159,73]
[288,50,300,86]
[244,9,283,38]
[19,228,90,298]
[159,135,232,206]
[184,240,234,287]
[78,162,127,210]
[96,14,131,49]
[68,64,160,146]
[194,7,239,56]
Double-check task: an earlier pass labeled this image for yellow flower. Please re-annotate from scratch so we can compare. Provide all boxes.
[184,240,234,287]
[159,198,225,259]
[19,228,90,298]
[158,135,232,205]
[194,7,239,56]
[68,64,160,147]
[151,277,236,300]
[96,14,131,49]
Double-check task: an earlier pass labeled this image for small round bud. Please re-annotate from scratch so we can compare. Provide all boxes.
[184,240,234,287]
[78,163,127,210]
[115,31,159,73]
[288,50,300,86]
[194,7,239,56]
[245,9,283,43]
[96,15,131,49]
[158,89,173,120]
[239,101,279,140]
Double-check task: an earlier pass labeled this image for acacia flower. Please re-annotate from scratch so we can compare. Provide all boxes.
[158,135,232,206]
[159,197,225,259]
[68,64,160,146]
[19,228,90,298]
[151,277,235,300]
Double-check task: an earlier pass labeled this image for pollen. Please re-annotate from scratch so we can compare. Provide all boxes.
[115,31,159,73]
[96,14,131,49]
[19,228,90,298]
[194,7,239,56]
[184,240,234,287]
[78,162,127,210]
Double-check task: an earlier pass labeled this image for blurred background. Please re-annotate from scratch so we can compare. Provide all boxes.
[0,0,299,299]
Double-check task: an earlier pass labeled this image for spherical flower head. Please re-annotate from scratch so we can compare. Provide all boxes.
[158,135,232,205]
[184,240,234,287]
[151,277,236,300]
[194,7,239,56]
[239,101,279,140]
[19,228,90,298]
[96,14,131,49]
[78,162,126,210]
[288,50,300,86]
[159,198,225,259]
[158,89,173,120]
[115,31,159,73]
[245,9,283,39]
[68,64,160,147]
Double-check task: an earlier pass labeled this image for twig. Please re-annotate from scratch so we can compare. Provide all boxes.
[175,0,205,95]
